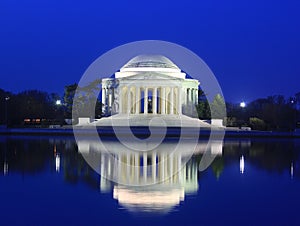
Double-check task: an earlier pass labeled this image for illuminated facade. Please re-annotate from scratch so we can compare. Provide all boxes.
[102,55,199,116]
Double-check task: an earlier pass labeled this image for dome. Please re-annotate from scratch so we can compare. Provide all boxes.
[121,55,180,70]
[116,55,185,79]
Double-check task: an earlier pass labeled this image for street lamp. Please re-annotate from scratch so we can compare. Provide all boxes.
[5,96,10,128]
[56,99,62,105]
[240,101,246,108]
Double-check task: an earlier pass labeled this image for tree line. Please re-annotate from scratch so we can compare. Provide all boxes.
[196,90,300,131]
[1,84,300,131]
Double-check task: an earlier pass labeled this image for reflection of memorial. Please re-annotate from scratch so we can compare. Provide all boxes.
[77,139,223,212]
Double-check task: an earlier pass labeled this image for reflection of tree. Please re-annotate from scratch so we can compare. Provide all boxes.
[211,157,224,179]
[0,137,100,190]
[248,141,296,173]
[1,137,300,189]
[0,138,52,174]
[63,149,99,190]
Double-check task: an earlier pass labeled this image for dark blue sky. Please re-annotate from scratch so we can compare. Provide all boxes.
[0,0,299,103]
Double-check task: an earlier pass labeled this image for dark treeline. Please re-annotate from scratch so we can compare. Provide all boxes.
[197,90,300,131]
[0,88,64,127]
[1,85,300,131]
[0,81,102,127]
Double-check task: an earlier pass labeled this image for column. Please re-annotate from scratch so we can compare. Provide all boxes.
[102,88,106,114]
[170,87,174,114]
[178,87,182,115]
[144,87,148,114]
[195,89,198,105]
[135,86,140,114]
[127,86,131,114]
[143,153,147,183]
[102,88,106,107]
[153,87,157,114]
[118,86,123,114]
[161,87,166,114]
[108,89,112,107]
[186,88,189,104]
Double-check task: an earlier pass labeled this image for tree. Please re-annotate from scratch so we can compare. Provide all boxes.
[73,79,103,118]
[8,90,57,125]
[196,88,211,119]
[210,94,226,119]
[249,117,266,130]
[63,83,78,118]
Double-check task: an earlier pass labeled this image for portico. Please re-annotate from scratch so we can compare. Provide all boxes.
[101,55,199,118]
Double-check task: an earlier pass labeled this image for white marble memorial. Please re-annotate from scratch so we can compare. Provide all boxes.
[87,55,221,127]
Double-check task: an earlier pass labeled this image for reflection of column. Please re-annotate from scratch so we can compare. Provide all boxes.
[161,87,166,114]
[135,86,140,114]
[144,87,148,114]
[135,153,139,183]
[170,87,174,114]
[127,86,131,114]
[170,154,173,182]
[178,87,182,115]
[152,152,156,183]
[126,153,130,184]
[118,153,122,182]
[161,153,165,182]
[143,153,147,183]
[153,87,157,114]
[178,153,182,183]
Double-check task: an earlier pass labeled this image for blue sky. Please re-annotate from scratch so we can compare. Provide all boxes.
[0,0,299,103]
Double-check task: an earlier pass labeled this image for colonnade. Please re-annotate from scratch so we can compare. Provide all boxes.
[186,88,198,105]
[119,86,183,115]
[101,85,199,115]
[101,87,114,114]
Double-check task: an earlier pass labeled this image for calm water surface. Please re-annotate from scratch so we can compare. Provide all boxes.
[0,136,300,226]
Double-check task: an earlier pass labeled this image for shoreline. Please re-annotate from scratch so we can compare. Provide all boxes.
[0,127,299,138]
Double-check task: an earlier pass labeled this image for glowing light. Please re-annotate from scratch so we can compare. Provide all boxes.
[240,156,245,174]
[3,162,8,175]
[56,100,62,105]
[55,154,60,172]
[240,101,246,108]
[291,163,294,178]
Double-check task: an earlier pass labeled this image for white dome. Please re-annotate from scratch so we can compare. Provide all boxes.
[122,55,180,70]
[116,54,185,79]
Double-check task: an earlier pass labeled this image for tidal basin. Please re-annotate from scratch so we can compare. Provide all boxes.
[1,135,299,225]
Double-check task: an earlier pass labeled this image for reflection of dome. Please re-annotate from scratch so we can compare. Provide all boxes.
[113,185,184,213]
[121,55,180,72]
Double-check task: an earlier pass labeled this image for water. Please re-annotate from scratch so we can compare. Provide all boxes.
[0,136,300,226]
